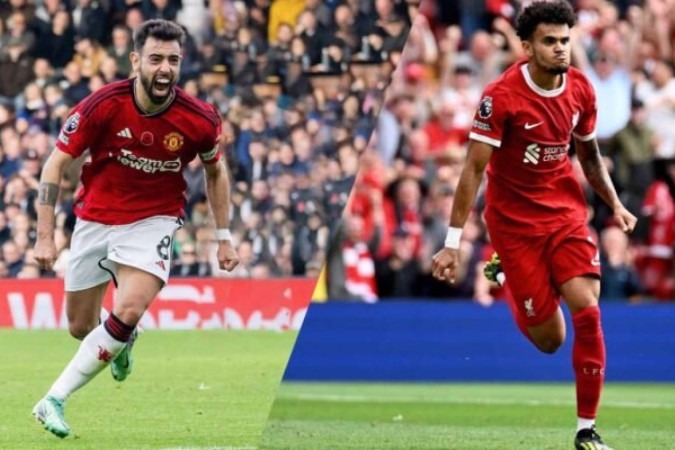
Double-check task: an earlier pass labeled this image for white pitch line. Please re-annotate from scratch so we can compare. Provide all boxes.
[279,393,675,410]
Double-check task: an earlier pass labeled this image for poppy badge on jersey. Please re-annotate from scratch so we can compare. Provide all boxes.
[141,131,154,146]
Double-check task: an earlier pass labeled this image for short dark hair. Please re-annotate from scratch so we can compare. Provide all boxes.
[133,19,185,52]
[516,1,576,41]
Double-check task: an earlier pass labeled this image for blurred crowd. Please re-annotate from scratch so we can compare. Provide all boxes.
[0,0,414,279]
[328,0,675,303]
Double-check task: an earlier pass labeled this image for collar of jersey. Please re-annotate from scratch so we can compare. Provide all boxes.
[132,79,176,117]
[520,63,566,98]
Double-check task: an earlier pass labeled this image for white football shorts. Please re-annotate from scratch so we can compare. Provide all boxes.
[64,216,183,292]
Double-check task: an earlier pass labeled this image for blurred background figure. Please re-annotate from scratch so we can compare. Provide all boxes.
[599,225,643,302]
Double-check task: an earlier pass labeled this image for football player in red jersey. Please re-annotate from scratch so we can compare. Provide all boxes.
[431,2,636,449]
[32,19,239,438]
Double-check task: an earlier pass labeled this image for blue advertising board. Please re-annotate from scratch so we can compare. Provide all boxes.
[283,301,675,382]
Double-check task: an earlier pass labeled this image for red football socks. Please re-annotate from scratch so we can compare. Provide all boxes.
[572,306,606,419]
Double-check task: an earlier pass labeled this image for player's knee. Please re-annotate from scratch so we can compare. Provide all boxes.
[535,334,564,354]
[562,278,600,313]
[69,321,96,340]
[113,304,145,328]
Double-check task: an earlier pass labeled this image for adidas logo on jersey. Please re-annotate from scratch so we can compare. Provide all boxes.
[117,128,132,138]
[523,143,541,164]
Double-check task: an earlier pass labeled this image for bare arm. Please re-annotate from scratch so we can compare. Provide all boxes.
[37,150,73,236]
[204,160,239,271]
[204,160,231,231]
[411,13,439,64]
[646,0,673,60]
[575,138,620,210]
[622,6,644,71]
[431,140,493,282]
[493,17,524,64]
[439,26,462,88]
[449,140,493,228]
[575,138,637,232]
[34,149,74,269]
[570,28,591,72]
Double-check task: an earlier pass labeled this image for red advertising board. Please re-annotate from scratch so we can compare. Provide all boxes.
[0,278,316,330]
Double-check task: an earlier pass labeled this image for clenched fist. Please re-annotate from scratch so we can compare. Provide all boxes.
[431,247,460,284]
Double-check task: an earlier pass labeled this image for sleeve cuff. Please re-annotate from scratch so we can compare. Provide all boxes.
[469,132,501,148]
[54,143,80,159]
[572,130,596,142]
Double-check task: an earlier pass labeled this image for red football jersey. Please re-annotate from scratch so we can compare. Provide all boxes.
[56,78,222,225]
[469,61,597,234]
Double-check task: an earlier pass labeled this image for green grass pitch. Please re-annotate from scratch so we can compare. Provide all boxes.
[0,329,296,450]
[261,382,675,449]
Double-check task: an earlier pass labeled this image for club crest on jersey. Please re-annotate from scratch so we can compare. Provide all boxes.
[63,112,81,134]
[163,132,184,152]
[478,97,493,119]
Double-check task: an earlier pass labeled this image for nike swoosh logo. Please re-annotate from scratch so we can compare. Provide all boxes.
[524,122,543,130]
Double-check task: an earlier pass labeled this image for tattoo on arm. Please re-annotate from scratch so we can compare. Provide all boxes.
[576,140,619,208]
[38,182,59,206]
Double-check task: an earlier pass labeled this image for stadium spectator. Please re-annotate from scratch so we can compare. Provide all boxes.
[375,225,423,297]
[326,207,383,302]
[171,242,211,277]
[638,160,675,300]
[599,225,643,301]
[34,10,76,69]
[636,59,675,166]
[604,98,654,237]
[72,0,108,44]
[107,25,133,76]
[72,37,109,78]
[2,240,24,277]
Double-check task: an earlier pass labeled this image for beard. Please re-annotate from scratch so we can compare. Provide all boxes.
[139,72,177,105]
[546,64,570,75]
[535,53,570,75]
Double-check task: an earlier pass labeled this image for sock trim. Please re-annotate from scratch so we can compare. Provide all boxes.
[103,313,134,343]
[577,417,596,432]
[571,305,601,320]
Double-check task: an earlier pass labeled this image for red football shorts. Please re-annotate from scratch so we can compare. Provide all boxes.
[488,221,601,327]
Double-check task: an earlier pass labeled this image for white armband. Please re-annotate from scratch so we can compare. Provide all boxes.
[444,227,462,250]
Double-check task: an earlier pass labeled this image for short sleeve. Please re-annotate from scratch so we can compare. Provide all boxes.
[197,106,223,165]
[469,86,510,148]
[55,103,101,158]
[572,80,597,141]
